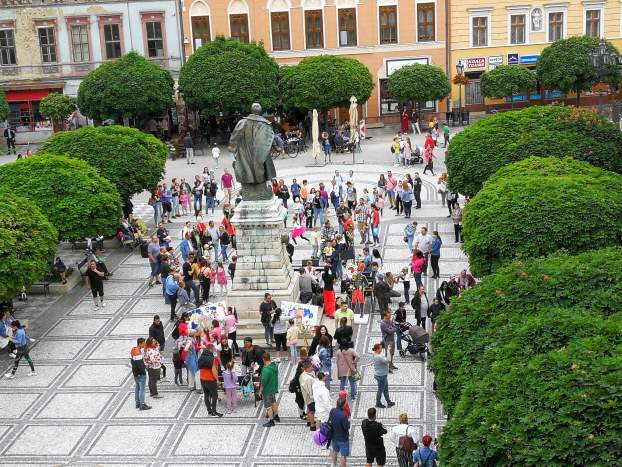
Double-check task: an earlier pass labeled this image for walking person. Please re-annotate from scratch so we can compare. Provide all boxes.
[147,234,161,287]
[183,132,194,165]
[130,338,151,410]
[85,260,105,310]
[380,311,398,372]
[437,178,448,208]
[410,113,421,135]
[144,337,163,399]
[199,343,223,417]
[286,319,300,362]
[260,352,280,427]
[401,182,413,218]
[329,398,351,467]
[423,148,436,176]
[260,293,277,346]
[336,341,359,400]
[221,169,235,204]
[451,202,464,243]
[414,227,432,276]
[372,343,395,409]
[4,125,16,154]
[442,122,450,147]
[430,231,442,279]
[272,308,288,360]
[300,359,317,430]
[390,413,417,467]
[224,306,239,356]
[362,407,387,467]
[211,143,220,169]
[4,321,36,378]
[411,250,425,289]
[404,221,417,252]
[413,434,439,466]
[412,286,429,330]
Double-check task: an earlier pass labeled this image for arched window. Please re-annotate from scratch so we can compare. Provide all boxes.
[190,1,211,50]
[228,0,250,42]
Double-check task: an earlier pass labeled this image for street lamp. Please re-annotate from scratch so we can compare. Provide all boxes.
[456,62,465,112]
[589,38,622,124]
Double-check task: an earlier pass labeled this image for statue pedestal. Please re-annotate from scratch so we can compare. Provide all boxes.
[227,198,299,325]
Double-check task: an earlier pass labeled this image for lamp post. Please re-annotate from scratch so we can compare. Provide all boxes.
[589,38,622,124]
[456,62,465,112]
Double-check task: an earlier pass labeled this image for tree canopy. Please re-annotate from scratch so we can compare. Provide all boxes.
[279,55,373,112]
[462,156,622,276]
[39,93,77,130]
[77,52,174,121]
[445,105,622,195]
[179,37,280,117]
[38,125,167,201]
[0,91,9,122]
[0,155,121,241]
[536,36,620,105]
[0,191,57,299]
[480,65,536,106]
[387,63,450,107]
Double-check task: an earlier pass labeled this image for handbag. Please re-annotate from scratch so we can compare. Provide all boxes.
[398,425,417,453]
[344,352,360,382]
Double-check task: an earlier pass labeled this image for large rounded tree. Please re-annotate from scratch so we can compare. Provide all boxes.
[387,63,450,110]
[38,125,166,201]
[480,64,536,108]
[463,156,622,276]
[279,55,373,113]
[77,52,174,121]
[445,105,622,195]
[179,37,279,117]
[39,93,77,131]
[0,155,122,241]
[537,36,620,106]
[0,192,57,299]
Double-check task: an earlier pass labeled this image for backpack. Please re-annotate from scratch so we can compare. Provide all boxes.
[198,350,214,370]
[288,376,299,393]
[171,321,181,340]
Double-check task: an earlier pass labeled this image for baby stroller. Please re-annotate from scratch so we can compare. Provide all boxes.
[398,322,431,360]
[240,368,262,407]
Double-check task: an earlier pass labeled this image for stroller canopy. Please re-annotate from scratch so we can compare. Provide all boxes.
[408,325,429,344]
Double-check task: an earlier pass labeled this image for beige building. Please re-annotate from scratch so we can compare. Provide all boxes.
[181,0,450,123]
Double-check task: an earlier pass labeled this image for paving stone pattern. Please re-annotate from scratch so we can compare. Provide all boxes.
[0,161,460,466]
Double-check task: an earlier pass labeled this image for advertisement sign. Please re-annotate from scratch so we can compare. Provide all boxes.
[488,56,503,66]
[466,57,486,69]
[386,58,429,75]
[520,54,539,65]
[281,301,320,327]
[507,53,519,65]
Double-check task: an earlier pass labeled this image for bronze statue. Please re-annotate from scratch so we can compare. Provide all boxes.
[229,103,276,201]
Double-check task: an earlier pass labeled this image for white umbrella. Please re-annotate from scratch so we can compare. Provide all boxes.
[312,109,321,163]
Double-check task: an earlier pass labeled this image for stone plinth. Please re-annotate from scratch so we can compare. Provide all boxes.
[227,197,299,315]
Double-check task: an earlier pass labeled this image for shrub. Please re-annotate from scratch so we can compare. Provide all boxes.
[431,247,622,415]
[445,105,622,195]
[0,155,122,241]
[440,336,622,466]
[480,65,536,107]
[387,63,450,107]
[38,125,166,201]
[39,93,77,130]
[462,157,622,276]
[0,192,57,299]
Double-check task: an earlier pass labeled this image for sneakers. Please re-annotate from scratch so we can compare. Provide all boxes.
[100,302,105,308]
[387,401,396,408]
[9,353,16,358]
[151,394,163,399]
[140,404,152,411]
[28,371,37,377]
[263,420,275,427]
[375,403,386,408]
[273,414,281,423]
[4,373,15,379]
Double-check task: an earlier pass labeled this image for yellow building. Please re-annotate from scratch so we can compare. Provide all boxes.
[180,0,449,123]
[449,0,622,111]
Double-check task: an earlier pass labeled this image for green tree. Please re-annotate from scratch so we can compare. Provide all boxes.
[0,91,9,122]
[387,63,450,111]
[179,37,279,117]
[445,105,622,195]
[0,192,57,299]
[462,156,622,276]
[536,36,620,106]
[39,93,77,131]
[279,55,373,116]
[38,125,166,201]
[0,155,121,241]
[480,65,537,108]
[77,52,174,121]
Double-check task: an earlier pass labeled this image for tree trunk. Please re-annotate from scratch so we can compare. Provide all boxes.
[575,85,581,107]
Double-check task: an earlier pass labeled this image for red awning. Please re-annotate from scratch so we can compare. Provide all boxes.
[4,88,57,102]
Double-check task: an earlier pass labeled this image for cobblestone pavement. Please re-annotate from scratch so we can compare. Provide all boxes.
[0,133,465,466]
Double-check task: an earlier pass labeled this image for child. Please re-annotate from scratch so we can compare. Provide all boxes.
[173,349,184,385]
[304,202,314,229]
[286,319,299,363]
[179,190,189,216]
[215,261,227,296]
[338,390,351,418]
[222,361,238,414]
[292,196,304,226]
[228,255,237,281]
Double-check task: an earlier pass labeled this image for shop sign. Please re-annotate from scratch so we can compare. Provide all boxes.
[520,54,539,65]
[466,57,486,69]
[507,53,519,65]
[488,56,503,66]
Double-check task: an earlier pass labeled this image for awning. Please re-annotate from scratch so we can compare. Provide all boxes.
[4,88,60,102]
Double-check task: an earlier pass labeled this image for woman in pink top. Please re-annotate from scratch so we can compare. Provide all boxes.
[224,306,239,355]
[411,250,425,288]
[215,261,228,296]
[209,319,222,346]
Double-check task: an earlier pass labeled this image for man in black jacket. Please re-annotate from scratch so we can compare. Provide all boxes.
[362,407,387,466]
[413,172,422,209]
[148,315,167,380]
[241,337,265,374]
[130,338,151,410]
[4,126,15,155]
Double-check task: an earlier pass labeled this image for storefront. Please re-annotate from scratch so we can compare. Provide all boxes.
[4,88,62,131]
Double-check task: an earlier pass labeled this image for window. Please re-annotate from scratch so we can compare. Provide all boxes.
[379,6,397,45]
[548,12,563,41]
[0,29,17,65]
[472,16,488,47]
[379,79,399,115]
[191,16,210,50]
[585,9,600,37]
[70,24,89,62]
[510,14,525,44]
[146,21,164,58]
[271,12,290,51]
[338,8,357,46]
[305,10,323,49]
[230,14,249,43]
[103,23,122,59]
[417,3,435,42]
[38,27,57,63]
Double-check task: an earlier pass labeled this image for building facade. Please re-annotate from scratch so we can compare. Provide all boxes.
[0,0,184,129]
[180,0,449,123]
[449,0,622,111]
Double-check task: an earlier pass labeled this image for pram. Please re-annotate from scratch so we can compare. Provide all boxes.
[239,369,262,407]
[397,322,431,360]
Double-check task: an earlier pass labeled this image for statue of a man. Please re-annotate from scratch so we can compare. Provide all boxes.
[229,103,276,201]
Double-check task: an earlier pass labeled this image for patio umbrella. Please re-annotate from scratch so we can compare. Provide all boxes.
[348,96,358,162]
[312,109,321,163]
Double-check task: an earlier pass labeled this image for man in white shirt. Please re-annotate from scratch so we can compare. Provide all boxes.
[414,226,433,276]
[345,169,355,187]
[334,170,344,201]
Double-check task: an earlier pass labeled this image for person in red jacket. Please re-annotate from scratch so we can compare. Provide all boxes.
[130,338,151,411]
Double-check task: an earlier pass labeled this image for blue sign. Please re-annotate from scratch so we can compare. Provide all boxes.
[508,53,519,65]
[519,54,539,65]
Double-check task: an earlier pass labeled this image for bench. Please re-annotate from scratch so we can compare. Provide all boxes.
[31,281,51,296]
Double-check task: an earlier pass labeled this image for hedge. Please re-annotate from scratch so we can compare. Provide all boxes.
[431,247,622,415]
[445,105,622,195]
[462,157,622,276]
[0,192,57,299]
[38,125,166,201]
[440,336,622,466]
[0,155,122,241]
